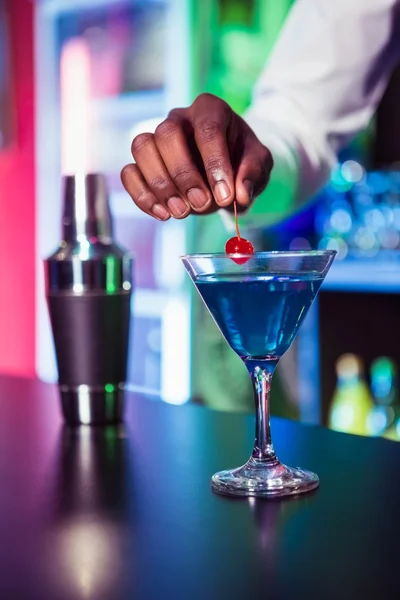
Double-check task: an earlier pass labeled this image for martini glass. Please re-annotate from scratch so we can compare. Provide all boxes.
[182,250,335,498]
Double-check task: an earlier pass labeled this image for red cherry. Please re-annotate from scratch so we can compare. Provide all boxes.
[225,236,254,264]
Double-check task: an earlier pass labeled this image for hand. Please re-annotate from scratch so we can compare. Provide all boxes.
[121,93,273,220]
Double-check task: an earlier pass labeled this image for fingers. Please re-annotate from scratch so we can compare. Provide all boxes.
[121,163,171,221]
[130,132,190,219]
[190,94,235,208]
[235,138,273,207]
[122,94,274,222]
[154,117,212,213]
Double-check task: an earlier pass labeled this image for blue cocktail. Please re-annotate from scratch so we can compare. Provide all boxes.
[182,251,335,498]
[196,273,322,358]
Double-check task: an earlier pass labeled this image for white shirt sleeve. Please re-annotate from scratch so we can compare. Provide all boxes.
[238,0,400,229]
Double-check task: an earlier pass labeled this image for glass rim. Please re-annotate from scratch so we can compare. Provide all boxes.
[180,250,337,260]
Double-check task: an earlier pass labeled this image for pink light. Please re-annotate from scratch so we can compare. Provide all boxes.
[60,38,91,175]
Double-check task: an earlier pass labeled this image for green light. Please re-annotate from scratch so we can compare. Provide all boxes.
[105,426,118,443]
[105,256,116,293]
[105,383,116,423]
[105,256,123,294]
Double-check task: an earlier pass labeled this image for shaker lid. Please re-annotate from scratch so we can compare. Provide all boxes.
[45,173,133,293]
[62,173,113,243]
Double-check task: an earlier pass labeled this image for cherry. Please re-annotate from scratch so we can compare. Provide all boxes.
[225,236,254,264]
[225,200,254,264]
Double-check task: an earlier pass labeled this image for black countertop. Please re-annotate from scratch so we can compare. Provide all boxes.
[1,375,399,599]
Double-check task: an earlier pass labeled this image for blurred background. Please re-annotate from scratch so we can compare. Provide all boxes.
[1,0,400,441]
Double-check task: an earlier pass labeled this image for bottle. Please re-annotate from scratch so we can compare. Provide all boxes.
[371,357,400,442]
[328,354,374,436]
[44,173,133,426]
[367,357,397,436]
[382,419,400,442]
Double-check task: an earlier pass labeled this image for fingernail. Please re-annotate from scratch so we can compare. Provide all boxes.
[187,188,208,210]
[152,203,170,220]
[214,181,231,205]
[167,196,189,218]
[243,179,254,201]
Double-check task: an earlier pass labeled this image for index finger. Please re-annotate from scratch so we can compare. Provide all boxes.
[191,95,235,208]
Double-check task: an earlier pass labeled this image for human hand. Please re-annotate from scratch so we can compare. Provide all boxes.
[121,93,273,220]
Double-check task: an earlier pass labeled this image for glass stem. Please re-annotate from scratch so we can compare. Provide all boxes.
[245,358,279,462]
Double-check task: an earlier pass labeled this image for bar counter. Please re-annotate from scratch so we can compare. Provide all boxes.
[1,374,399,599]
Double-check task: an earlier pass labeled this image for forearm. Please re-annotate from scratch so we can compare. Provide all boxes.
[233,0,400,229]
[238,98,336,229]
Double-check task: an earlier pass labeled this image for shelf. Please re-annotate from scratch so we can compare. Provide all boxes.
[42,0,166,17]
[323,258,400,293]
[92,91,165,126]
[110,191,149,218]
[133,289,187,318]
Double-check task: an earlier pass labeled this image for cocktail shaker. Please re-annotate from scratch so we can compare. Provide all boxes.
[44,173,133,426]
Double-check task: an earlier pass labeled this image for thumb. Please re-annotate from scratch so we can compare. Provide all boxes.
[235,143,273,207]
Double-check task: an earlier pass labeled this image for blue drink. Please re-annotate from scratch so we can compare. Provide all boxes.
[182,250,335,498]
[195,273,322,359]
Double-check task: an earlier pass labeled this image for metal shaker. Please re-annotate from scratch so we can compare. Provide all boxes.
[44,173,133,426]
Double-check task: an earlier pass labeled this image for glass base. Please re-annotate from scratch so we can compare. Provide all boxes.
[211,457,319,498]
